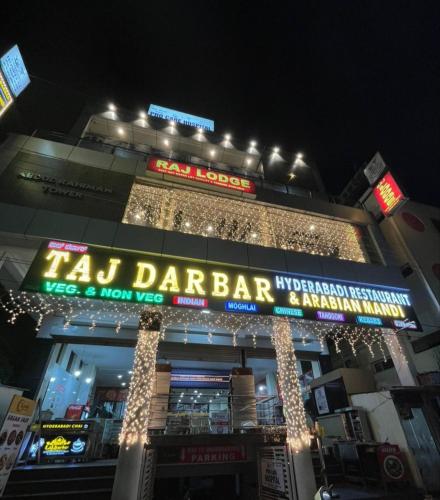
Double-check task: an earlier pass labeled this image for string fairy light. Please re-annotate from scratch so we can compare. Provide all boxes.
[119,328,160,447]
[122,182,369,263]
[271,317,310,452]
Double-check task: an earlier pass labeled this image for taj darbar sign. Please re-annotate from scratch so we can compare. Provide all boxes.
[20,240,419,330]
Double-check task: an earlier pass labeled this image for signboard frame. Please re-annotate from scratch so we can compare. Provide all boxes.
[20,240,420,330]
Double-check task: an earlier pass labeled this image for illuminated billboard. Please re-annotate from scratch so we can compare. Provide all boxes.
[373,172,406,216]
[148,104,214,131]
[0,70,13,117]
[20,240,419,329]
[0,45,30,97]
[147,157,256,194]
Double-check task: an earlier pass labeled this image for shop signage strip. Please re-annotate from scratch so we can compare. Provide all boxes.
[147,104,214,131]
[20,240,420,330]
[147,157,256,194]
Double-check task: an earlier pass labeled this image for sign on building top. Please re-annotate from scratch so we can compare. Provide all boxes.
[147,104,214,131]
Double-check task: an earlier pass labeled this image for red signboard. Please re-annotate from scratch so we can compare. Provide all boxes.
[373,172,405,216]
[147,157,256,194]
[377,444,406,481]
[179,445,246,463]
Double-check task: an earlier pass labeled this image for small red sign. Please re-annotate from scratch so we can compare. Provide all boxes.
[172,295,208,308]
[48,241,88,253]
[147,157,256,194]
[180,445,246,463]
[373,172,405,216]
[377,444,406,481]
[64,404,84,420]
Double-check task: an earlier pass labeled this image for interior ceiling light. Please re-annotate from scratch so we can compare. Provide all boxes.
[209,149,216,157]
[163,139,169,146]
[169,120,176,127]
[245,158,252,166]
[197,127,204,133]
[296,152,304,160]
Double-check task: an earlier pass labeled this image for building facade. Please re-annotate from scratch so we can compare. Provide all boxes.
[0,107,436,498]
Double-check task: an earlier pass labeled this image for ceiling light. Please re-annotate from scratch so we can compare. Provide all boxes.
[117,127,124,135]
[121,382,126,387]
[117,374,123,379]
[250,140,257,147]
[184,221,191,228]
[178,399,181,403]
[139,111,146,119]
[163,138,169,146]
[209,399,212,403]
[190,397,194,400]
[169,120,176,127]
[216,392,220,397]
[245,158,252,166]
[224,133,231,141]
[108,103,116,112]
[74,370,81,378]
[50,377,56,383]
[273,146,280,153]
[194,390,198,394]
[209,149,216,157]
[85,377,93,384]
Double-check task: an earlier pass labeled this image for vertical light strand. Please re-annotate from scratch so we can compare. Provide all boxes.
[119,328,160,448]
[272,317,310,452]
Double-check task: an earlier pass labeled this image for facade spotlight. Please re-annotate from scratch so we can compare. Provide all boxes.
[139,111,146,119]
[169,120,176,127]
[250,140,257,147]
[117,127,124,136]
[108,103,116,112]
[224,133,231,141]
[273,146,280,154]
[296,152,304,160]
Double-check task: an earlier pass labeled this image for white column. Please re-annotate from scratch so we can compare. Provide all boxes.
[272,317,316,500]
[384,330,418,386]
[112,312,161,500]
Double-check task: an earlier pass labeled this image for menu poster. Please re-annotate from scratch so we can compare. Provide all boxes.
[0,396,36,496]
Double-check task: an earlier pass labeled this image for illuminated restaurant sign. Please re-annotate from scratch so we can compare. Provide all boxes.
[373,172,406,216]
[147,157,256,194]
[147,104,214,131]
[20,240,420,329]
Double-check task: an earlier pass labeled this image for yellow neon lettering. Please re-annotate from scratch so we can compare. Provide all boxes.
[329,296,338,310]
[233,275,252,300]
[185,269,206,295]
[212,272,229,297]
[132,262,157,289]
[43,250,70,278]
[65,255,91,283]
[302,293,312,307]
[311,294,320,308]
[254,277,274,303]
[96,258,121,285]
[158,266,180,292]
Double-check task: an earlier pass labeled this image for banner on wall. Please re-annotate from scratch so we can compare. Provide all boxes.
[20,240,420,330]
[0,396,36,497]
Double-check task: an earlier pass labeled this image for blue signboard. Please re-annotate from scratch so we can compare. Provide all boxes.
[148,104,214,131]
[0,45,30,97]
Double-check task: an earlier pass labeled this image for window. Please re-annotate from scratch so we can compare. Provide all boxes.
[66,351,76,374]
[373,358,394,373]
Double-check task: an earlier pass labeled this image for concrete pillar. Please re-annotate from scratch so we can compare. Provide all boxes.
[384,330,418,386]
[112,311,162,500]
[272,317,316,500]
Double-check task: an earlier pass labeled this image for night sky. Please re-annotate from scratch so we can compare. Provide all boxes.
[2,1,439,204]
